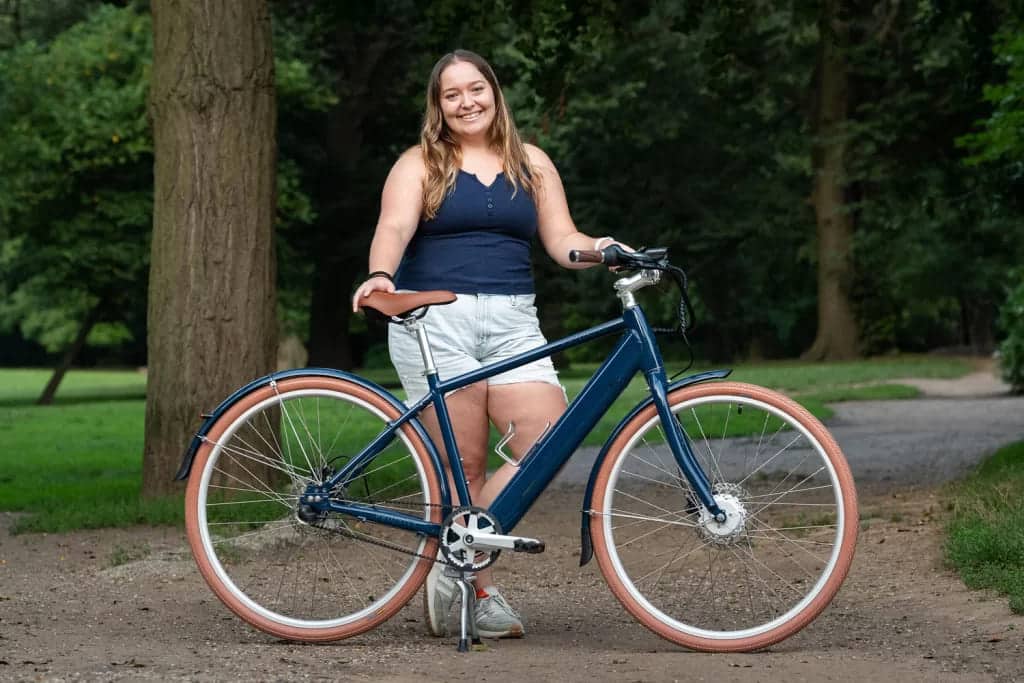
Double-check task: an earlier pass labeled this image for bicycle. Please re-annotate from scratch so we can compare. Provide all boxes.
[176,245,858,653]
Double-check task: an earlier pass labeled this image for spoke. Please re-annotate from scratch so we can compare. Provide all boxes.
[632,535,715,584]
[323,401,356,464]
[335,517,398,587]
[276,390,319,483]
[612,488,682,518]
[709,402,731,481]
[744,484,834,499]
[204,490,299,506]
[213,435,309,484]
[210,461,293,510]
[742,532,836,547]
[648,426,691,488]
[735,432,805,488]
[748,518,836,566]
[748,466,827,519]
[295,397,327,479]
[349,450,413,483]
[728,537,810,600]
[614,518,688,549]
[619,467,690,489]
[725,541,789,619]
[600,508,699,529]
[209,518,293,537]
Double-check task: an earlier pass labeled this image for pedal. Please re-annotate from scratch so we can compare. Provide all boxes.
[513,539,545,554]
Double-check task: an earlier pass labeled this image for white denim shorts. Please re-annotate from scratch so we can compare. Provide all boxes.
[387,293,562,402]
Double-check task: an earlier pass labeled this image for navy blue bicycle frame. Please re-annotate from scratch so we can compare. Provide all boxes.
[320,304,723,537]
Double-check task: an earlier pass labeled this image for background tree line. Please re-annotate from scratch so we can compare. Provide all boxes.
[1,1,1022,492]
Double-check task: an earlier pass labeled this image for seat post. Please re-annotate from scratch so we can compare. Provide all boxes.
[403,317,437,377]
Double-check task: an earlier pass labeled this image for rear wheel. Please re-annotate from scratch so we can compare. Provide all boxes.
[184,376,442,642]
[590,381,857,651]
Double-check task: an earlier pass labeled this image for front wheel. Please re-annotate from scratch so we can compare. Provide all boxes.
[589,381,857,652]
[184,375,443,642]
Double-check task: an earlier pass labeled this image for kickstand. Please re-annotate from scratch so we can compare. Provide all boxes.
[454,572,482,652]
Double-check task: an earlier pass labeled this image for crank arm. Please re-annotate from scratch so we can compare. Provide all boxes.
[451,524,545,553]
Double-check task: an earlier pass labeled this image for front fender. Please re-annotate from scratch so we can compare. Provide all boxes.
[173,368,439,488]
[578,368,731,566]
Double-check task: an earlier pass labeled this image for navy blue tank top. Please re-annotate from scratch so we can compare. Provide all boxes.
[394,170,538,294]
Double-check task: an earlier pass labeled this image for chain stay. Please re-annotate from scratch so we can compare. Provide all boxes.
[308,497,454,566]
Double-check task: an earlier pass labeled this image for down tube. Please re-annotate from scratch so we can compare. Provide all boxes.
[488,332,643,533]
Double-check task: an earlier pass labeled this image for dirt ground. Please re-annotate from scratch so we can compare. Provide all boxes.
[2,483,1022,683]
[3,365,1021,682]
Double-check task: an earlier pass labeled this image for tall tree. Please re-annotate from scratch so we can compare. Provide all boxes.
[143,0,277,497]
[803,0,859,360]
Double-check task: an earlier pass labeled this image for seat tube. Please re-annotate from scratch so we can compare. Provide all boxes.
[406,318,473,507]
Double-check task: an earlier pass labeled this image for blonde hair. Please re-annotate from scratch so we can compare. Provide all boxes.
[419,50,539,219]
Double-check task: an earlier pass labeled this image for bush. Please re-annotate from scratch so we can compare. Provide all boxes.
[998,274,1024,393]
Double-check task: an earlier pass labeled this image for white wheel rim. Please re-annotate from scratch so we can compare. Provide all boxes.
[601,394,846,640]
[196,388,432,629]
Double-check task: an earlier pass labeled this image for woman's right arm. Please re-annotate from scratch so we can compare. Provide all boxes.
[352,150,425,312]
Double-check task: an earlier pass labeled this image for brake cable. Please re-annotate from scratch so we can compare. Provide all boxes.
[655,263,696,379]
[600,246,697,378]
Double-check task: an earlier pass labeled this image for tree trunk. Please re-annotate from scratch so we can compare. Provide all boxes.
[143,0,277,498]
[963,298,996,353]
[36,302,103,406]
[802,0,860,361]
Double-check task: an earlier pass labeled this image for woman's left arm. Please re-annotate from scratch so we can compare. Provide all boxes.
[526,145,629,269]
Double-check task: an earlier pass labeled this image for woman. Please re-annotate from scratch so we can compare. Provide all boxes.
[352,49,627,639]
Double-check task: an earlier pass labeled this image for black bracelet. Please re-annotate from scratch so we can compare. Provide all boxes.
[367,271,393,282]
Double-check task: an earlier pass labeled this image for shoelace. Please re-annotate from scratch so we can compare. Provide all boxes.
[477,592,519,619]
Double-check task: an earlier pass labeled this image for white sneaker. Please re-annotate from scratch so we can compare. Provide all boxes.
[474,587,524,638]
[423,559,458,637]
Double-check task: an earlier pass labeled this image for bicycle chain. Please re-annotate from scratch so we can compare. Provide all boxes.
[307,498,454,566]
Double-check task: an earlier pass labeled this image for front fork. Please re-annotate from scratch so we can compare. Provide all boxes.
[646,368,726,522]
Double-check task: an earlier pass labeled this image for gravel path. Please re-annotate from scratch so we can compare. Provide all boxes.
[556,371,1024,492]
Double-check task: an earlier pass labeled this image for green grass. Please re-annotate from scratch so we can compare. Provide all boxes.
[0,355,972,533]
[945,441,1024,614]
[0,369,171,533]
[0,368,146,406]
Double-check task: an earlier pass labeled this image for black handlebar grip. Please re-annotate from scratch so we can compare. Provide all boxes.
[569,249,604,264]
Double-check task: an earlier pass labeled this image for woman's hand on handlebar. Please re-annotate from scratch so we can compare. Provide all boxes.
[604,240,635,271]
[351,274,395,313]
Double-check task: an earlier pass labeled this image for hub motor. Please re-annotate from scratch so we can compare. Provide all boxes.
[696,483,749,546]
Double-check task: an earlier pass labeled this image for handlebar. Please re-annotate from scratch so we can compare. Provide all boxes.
[569,245,695,336]
[569,244,669,269]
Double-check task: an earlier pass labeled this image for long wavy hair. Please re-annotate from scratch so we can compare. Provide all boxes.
[420,50,539,220]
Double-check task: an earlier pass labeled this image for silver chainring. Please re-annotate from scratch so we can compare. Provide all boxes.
[440,505,502,571]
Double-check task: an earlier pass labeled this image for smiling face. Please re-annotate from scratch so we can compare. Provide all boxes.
[437,60,497,143]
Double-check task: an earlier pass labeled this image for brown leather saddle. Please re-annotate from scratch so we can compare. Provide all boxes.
[359,290,457,320]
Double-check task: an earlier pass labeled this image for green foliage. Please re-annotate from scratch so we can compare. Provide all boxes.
[0,4,334,360]
[959,26,1024,166]
[946,441,1024,613]
[998,273,1024,393]
[0,5,153,351]
[845,5,1024,355]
